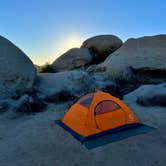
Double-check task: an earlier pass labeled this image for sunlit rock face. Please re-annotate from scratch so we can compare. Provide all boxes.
[99,34,166,75]
[52,48,93,72]
[0,35,36,99]
[81,35,123,63]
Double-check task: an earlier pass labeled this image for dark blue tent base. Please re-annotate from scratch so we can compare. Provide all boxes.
[55,120,156,149]
[83,124,155,149]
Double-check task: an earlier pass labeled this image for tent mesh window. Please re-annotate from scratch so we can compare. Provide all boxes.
[80,97,93,108]
[79,93,94,108]
[95,100,121,115]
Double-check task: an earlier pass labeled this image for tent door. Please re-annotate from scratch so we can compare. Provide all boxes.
[94,100,126,131]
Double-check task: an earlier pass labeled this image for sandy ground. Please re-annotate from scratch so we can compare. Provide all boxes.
[0,100,166,166]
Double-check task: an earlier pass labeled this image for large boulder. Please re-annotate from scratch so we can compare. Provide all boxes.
[35,70,95,102]
[99,35,166,78]
[52,48,93,72]
[0,35,36,99]
[81,35,123,62]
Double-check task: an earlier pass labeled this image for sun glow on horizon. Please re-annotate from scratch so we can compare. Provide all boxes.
[33,35,85,66]
[54,36,84,58]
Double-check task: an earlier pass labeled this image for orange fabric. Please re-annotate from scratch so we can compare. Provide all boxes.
[95,109,126,130]
[62,90,139,137]
[62,104,89,136]
[62,103,101,136]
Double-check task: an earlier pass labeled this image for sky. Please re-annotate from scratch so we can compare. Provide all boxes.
[0,0,166,65]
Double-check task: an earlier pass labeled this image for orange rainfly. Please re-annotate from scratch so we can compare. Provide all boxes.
[60,90,140,141]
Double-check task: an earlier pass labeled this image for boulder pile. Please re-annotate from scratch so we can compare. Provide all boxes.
[0,34,165,114]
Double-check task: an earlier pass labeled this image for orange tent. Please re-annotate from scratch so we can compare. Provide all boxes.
[58,90,140,141]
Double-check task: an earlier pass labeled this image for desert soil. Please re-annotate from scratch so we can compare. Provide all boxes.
[0,101,166,166]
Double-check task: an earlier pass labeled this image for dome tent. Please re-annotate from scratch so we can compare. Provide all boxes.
[57,90,140,142]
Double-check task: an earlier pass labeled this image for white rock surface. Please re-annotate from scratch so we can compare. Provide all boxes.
[124,83,166,106]
[123,84,166,126]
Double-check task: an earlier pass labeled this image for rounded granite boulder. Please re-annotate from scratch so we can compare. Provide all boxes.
[0,35,36,99]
